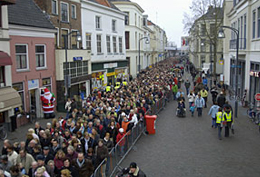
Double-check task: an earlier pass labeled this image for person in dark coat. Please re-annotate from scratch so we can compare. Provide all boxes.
[34,122,45,136]
[217,92,226,108]
[72,152,94,177]
[129,162,146,177]
[80,132,94,155]
[42,146,54,165]
[59,158,78,177]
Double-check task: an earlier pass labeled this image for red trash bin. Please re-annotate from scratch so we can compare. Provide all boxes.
[144,115,157,134]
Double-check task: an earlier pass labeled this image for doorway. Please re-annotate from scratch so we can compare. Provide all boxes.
[29,89,41,118]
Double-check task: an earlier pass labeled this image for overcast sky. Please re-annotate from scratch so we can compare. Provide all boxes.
[131,0,193,48]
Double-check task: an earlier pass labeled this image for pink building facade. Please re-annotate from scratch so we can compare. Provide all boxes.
[9,30,56,121]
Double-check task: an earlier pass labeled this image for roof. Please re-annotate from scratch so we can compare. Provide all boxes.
[89,0,120,11]
[199,6,223,20]
[110,0,131,2]
[8,0,55,29]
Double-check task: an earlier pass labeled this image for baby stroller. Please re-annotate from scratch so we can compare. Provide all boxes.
[176,100,186,117]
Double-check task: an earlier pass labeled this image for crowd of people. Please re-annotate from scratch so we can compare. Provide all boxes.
[0,58,181,177]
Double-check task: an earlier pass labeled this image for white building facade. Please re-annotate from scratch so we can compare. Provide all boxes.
[81,0,127,89]
[222,0,260,102]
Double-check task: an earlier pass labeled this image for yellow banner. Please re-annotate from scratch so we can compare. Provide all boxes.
[107,72,115,77]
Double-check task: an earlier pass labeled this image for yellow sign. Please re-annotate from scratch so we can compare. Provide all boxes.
[219,60,224,65]
[107,72,115,77]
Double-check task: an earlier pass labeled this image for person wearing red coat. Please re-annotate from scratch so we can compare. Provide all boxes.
[116,128,125,157]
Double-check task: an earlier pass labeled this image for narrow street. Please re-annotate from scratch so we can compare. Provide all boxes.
[120,73,260,177]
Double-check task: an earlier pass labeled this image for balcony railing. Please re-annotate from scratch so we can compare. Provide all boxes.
[229,38,246,50]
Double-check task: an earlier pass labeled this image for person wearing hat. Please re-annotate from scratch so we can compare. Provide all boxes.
[116,128,125,157]
[129,162,146,177]
[42,146,54,165]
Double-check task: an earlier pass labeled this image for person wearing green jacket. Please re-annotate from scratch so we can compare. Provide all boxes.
[172,82,178,100]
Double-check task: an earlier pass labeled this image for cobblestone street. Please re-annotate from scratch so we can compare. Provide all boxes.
[120,81,260,177]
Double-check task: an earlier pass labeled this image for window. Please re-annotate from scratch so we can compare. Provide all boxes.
[71,5,76,19]
[63,61,88,78]
[112,20,116,32]
[244,14,246,49]
[124,12,129,25]
[210,24,214,36]
[119,37,123,53]
[35,45,46,68]
[61,29,69,49]
[42,78,52,92]
[55,28,59,47]
[96,16,101,29]
[0,7,2,28]
[86,33,91,50]
[71,30,78,49]
[200,39,206,52]
[97,34,102,54]
[0,66,5,87]
[125,31,129,49]
[61,2,68,22]
[106,35,111,53]
[240,16,243,39]
[201,24,206,36]
[52,0,58,15]
[113,36,117,53]
[253,10,256,39]
[15,45,28,70]
[258,7,260,37]
[12,82,24,110]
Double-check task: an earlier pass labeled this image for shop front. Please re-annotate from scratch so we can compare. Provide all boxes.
[230,59,245,98]
[249,62,260,105]
[91,60,128,89]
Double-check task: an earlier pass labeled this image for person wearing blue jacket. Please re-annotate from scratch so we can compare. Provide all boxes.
[208,102,220,128]
[195,93,205,117]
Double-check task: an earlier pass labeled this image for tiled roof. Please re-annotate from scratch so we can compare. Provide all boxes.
[89,0,121,10]
[8,0,55,29]
[110,0,131,2]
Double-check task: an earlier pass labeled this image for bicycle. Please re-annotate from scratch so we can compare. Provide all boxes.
[247,102,256,122]
[228,89,236,100]
[0,124,7,140]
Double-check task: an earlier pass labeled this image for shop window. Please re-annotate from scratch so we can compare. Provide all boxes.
[42,78,51,92]
[12,82,25,111]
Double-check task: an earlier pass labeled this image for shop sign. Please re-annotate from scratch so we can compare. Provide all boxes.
[250,71,260,77]
[115,69,124,75]
[91,72,103,80]
[107,72,115,77]
[28,79,39,90]
[104,63,117,69]
[73,57,83,61]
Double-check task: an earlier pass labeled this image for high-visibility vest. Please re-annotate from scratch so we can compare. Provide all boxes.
[216,112,223,124]
[106,86,111,92]
[116,82,121,87]
[115,86,120,90]
[123,81,127,86]
[224,111,232,122]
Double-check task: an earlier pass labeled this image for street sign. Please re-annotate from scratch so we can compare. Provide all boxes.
[255,93,260,101]
[231,65,241,68]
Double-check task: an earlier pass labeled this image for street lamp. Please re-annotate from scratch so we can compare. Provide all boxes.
[218,26,239,118]
[201,40,213,88]
[63,31,82,100]
[138,37,150,73]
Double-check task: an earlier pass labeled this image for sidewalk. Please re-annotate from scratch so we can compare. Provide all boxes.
[0,112,66,150]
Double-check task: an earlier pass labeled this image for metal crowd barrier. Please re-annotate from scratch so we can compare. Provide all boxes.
[91,90,172,177]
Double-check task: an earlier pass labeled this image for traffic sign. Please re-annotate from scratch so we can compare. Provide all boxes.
[255,93,260,101]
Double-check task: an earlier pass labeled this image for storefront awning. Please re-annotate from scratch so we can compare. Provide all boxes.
[0,51,12,66]
[0,87,22,112]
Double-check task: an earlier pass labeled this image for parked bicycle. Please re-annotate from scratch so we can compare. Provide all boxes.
[0,124,7,140]
[247,102,256,122]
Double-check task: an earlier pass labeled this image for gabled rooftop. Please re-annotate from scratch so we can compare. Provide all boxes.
[8,0,55,29]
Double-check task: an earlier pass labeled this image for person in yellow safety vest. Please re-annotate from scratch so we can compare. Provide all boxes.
[200,87,208,108]
[216,107,224,140]
[115,82,121,90]
[223,108,233,138]
[123,81,127,86]
[106,85,111,92]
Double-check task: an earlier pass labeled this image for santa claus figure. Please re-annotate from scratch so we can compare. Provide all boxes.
[41,88,55,119]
